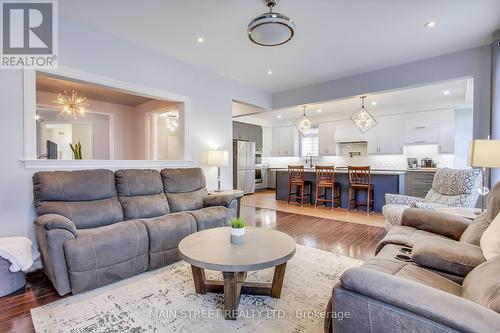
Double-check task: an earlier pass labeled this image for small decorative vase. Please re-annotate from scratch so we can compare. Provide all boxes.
[230,227,245,245]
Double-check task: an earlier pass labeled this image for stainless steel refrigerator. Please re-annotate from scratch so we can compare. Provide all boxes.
[233,141,256,194]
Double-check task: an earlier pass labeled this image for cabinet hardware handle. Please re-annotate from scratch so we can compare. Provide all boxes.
[415,126,426,129]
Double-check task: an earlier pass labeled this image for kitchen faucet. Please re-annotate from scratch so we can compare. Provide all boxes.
[305,153,314,169]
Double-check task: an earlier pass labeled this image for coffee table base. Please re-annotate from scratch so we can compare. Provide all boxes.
[190,263,287,320]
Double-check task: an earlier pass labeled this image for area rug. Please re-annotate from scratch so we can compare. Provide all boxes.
[31,244,362,333]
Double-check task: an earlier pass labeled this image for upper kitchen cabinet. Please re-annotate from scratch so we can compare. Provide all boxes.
[403,111,439,145]
[438,109,455,153]
[335,120,366,143]
[262,127,273,156]
[367,115,404,154]
[271,126,299,157]
[318,122,337,155]
[248,124,263,151]
[233,121,249,141]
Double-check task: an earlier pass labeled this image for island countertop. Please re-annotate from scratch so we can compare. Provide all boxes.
[266,167,406,175]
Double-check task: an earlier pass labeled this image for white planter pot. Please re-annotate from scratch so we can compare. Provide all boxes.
[230,227,245,244]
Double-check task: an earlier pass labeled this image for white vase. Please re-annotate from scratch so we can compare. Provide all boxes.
[230,227,245,244]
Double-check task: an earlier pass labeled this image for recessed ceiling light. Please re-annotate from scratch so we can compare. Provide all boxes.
[317,109,322,113]
[267,70,273,75]
[196,36,205,43]
[443,90,451,95]
[424,21,436,29]
[371,101,377,106]
[277,115,282,118]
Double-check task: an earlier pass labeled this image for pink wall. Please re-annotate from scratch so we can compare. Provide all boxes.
[36,92,178,159]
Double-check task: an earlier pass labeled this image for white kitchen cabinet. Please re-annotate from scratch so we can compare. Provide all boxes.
[438,109,455,153]
[271,126,299,157]
[367,115,404,154]
[262,127,273,156]
[403,111,439,144]
[335,120,366,142]
[318,122,337,155]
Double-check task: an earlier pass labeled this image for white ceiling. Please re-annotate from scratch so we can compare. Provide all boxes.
[235,79,471,126]
[60,0,500,93]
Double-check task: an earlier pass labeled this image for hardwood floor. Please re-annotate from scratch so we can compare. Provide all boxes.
[0,205,385,333]
[242,190,385,227]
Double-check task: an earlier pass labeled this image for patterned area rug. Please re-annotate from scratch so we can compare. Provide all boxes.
[31,244,362,333]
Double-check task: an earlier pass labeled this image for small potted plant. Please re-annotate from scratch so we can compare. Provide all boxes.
[229,217,246,245]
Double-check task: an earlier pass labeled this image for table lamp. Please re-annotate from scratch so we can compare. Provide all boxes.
[468,139,500,211]
[208,149,229,192]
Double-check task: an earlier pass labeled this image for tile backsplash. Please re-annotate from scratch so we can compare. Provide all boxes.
[262,144,455,170]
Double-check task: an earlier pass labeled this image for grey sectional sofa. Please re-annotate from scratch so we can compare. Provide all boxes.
[328,181,500,332]
[33,168,237,296]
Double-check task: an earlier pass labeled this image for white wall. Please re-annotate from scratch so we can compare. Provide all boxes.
[0,18,272,241]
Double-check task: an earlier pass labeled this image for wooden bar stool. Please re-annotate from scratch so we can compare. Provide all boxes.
[287,165,312,206]
[347,166,374,213]
[314,166,341,209]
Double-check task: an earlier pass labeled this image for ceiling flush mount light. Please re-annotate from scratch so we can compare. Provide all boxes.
[350,96,377,134]
[248,0,295,47]
[267,70,273,75]
[317,109,322,113]
[54,90,89,119]
[196,36,205,43]
[277,114,282,118]
[443,90,451,95]
[296,105,312,135]
[424,21,436,29]
[371,101,377,106]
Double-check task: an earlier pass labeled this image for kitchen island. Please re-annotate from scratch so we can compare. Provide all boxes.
[275,168,406,212]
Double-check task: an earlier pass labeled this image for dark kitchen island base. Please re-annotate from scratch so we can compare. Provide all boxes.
[275,170,405,212]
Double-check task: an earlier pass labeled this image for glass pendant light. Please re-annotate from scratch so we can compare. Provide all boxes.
[297,105,312,135]
[350,96,377,133]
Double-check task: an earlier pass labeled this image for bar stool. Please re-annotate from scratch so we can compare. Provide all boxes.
[287,165,312,206]
[314,166,341,209]
[347,166,374,213]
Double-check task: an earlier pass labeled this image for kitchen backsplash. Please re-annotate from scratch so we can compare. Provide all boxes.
[262,144,455,170]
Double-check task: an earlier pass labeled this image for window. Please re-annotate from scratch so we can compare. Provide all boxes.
[301,128,319,157]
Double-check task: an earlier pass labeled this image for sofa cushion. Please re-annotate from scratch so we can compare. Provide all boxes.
[412,237,485,276]
[460,218,490,245]
[480,213,500,260]
[462,256,500,313]
[375,225,446,254]
[395,265,462,296]
[63,221,148,294]
[161,168,206,193]
[187,206,228,231]
[115,169,170,219]
[33,170,123,229]
[138,212,197,270]
[166,188,208,213]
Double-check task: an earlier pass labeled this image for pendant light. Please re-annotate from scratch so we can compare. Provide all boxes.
[350,96,377,133]
[297,105,312,135]
[54,89,89,119]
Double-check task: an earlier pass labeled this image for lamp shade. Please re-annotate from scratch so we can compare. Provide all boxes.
[468,140,500,168]
[208,150,229,167]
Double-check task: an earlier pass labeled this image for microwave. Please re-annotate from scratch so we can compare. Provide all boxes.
[255,153,262,165]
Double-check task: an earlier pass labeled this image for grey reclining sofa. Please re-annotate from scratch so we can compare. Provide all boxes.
[327,181,500,332]
[33,168,237,296]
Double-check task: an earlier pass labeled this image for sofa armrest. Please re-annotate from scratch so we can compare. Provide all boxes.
[203,193,237,208]
[34,214,77,237]
[401,208,470,240]
[340,267,500,333]
[385,193,425,205]
[412,237,485,276]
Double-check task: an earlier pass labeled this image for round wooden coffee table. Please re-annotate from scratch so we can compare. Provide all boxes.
[179,227,296,320]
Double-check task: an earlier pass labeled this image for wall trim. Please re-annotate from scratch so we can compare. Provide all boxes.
[23,66,192,166]
[22,159,194,170]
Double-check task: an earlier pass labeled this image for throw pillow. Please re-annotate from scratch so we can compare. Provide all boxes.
[480,212,500,260]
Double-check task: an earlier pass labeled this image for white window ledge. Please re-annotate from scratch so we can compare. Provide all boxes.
[22,159,194,170]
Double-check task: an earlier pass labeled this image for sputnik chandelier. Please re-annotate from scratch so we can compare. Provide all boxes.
[54,90,89,119]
